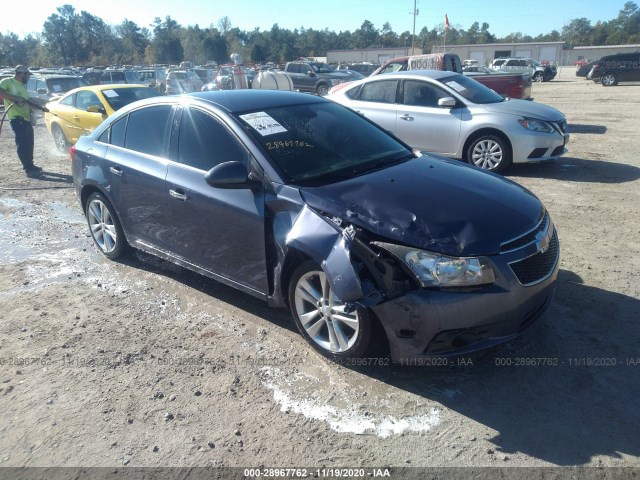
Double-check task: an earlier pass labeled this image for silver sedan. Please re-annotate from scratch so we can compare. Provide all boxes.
[327,70,569,172]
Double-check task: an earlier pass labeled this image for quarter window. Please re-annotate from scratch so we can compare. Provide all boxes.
[358,80,398,104]
[124,105,172,156]
[177,108,248,171]
[109,117,127,147]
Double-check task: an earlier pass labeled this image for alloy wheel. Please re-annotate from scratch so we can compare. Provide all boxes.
[471,139,503,170]
[293,270,360,353]
[87,199,118,254]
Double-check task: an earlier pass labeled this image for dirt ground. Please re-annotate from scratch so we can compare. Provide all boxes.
[0,68,639,475]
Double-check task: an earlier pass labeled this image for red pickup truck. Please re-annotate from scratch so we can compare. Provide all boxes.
[331,54,532,100]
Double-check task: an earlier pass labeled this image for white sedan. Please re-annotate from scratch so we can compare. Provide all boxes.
[327,70,569,172]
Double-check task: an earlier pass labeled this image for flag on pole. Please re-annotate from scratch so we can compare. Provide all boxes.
[445,14,450,31]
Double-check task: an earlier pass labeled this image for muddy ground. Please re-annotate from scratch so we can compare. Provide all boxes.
[0,68,639,475]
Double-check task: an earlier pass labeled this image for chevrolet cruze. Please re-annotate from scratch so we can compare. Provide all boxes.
[327,70,569,172]
[71,90,559,362]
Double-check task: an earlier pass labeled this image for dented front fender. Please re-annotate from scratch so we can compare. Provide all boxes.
[285,206,363,302]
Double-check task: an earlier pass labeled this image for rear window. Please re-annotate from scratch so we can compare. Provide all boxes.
[45,77,88,93]
[101,87,162,111]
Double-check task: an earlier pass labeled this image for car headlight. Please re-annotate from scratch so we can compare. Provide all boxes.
[330,79,341,86]
[377,244,495,287]
[518,118,555,133]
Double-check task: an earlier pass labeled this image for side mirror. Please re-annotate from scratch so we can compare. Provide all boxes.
[438,97,457,108]
[307,71,316,77]
[204,161,260,189]
[86,105,106,115]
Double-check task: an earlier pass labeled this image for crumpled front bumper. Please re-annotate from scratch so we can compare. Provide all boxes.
[370,249,559,362]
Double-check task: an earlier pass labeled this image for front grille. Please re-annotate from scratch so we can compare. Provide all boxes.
[501,211,549,253]
[509,230,559,286]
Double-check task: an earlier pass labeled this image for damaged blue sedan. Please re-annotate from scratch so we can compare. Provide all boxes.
[71,90,559,362]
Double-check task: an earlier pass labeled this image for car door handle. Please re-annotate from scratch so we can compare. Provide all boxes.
[399,114,414,121]
[169,189,189,201]
[109,166,123,176]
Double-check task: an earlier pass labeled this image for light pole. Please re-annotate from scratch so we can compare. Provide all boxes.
[411,0,419,54]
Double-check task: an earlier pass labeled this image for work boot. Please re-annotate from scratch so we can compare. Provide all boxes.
[25,168,43,178]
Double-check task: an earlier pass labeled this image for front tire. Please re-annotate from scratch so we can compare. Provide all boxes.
[288,261,373,360]
[533,72,544,82]
[601,73,618,86]
[85,192,127,259]
[316,83,330,96]
[466,134,512,172]
[52,124,70,153]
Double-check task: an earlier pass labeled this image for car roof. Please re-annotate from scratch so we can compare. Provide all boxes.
[369,70,459,80]
[189,90,326,113]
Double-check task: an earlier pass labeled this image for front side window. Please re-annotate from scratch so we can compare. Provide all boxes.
[358,80,398,104]
[177,108,248,171]
[402,80,450,108]
[124,105,172,157]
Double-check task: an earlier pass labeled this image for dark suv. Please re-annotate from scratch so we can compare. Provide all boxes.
[26,73,88,119]
[587,52,640,86]
[283,61,349,95]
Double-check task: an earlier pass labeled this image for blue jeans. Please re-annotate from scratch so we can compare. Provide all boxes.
[10,117,35,171]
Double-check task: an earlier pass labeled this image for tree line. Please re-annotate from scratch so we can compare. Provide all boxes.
[1,2,638,67]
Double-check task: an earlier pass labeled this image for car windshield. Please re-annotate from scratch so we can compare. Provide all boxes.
[531,59,541,67]
[101,87,163,111]
[236,101,413,186]
[438,74,505,104]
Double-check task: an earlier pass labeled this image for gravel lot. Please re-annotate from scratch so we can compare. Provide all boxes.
[0,68,639,475]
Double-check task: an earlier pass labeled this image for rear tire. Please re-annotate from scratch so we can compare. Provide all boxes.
[288,260,374,360]
[52,124,70,153]
[85,192,128,259]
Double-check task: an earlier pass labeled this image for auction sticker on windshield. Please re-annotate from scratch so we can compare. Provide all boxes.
[240,112,287,136]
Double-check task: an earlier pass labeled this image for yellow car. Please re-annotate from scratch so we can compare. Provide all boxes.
[45,84,163,152]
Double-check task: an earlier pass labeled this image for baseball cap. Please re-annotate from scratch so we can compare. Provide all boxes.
[15,65,31,74]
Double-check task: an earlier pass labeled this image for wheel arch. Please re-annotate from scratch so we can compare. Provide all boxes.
[280,248,314,307]
[462,127,512,160]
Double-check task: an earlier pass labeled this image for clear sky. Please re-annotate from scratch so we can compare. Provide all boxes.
[1,0,627,39]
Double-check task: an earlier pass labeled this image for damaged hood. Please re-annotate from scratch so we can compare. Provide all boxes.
[299,156,542,256]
